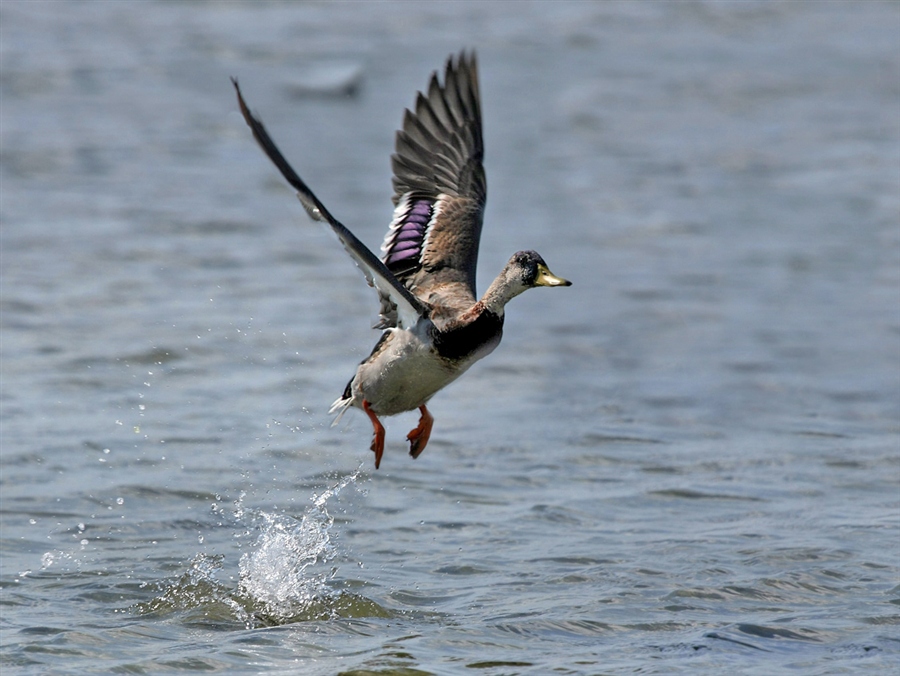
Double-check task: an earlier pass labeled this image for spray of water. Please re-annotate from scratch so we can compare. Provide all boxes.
[236,469,361,621]
[137,468,369,627]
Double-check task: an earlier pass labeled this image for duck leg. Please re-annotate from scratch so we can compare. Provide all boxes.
[407,405,434,459]
[362,400,385,469]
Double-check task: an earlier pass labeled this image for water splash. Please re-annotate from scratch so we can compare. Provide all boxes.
[236,470,361,621]
[136,467,382,628]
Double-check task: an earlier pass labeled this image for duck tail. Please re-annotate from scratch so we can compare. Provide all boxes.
[328,395,353,426]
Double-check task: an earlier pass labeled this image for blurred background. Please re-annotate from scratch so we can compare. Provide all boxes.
[2,1,898,674]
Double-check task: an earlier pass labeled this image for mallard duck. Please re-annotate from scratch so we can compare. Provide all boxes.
[233,52,571,469]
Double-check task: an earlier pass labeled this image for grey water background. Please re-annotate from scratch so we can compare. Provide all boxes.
[1,0,898,673]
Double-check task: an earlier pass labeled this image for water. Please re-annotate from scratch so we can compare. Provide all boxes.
[1,1,898,673]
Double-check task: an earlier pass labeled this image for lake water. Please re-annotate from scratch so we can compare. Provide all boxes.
[1,1,898,674]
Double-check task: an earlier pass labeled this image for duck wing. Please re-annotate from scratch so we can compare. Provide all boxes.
[232,78,429,331]
[382,52,486,309]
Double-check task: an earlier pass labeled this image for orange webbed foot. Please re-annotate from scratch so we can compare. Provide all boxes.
[363,400,385,469]
[406,405,434,459]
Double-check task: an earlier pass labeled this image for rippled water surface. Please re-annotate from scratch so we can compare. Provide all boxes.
[2,1,899,673]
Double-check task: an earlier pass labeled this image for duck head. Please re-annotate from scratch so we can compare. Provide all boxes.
[481,250,571,315]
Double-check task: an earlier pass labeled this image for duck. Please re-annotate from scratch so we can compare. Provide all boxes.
[232,51,571,469]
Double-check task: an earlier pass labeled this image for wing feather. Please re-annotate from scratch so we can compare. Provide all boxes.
[232,78,429,330]
[382,51,486,300]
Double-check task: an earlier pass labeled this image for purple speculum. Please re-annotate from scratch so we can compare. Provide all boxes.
[385,199,432,266]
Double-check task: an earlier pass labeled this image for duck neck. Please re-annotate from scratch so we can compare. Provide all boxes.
[479,271,523,317]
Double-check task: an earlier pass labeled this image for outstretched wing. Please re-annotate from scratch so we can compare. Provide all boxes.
[232,78,429,330]
[382,51,486,306]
